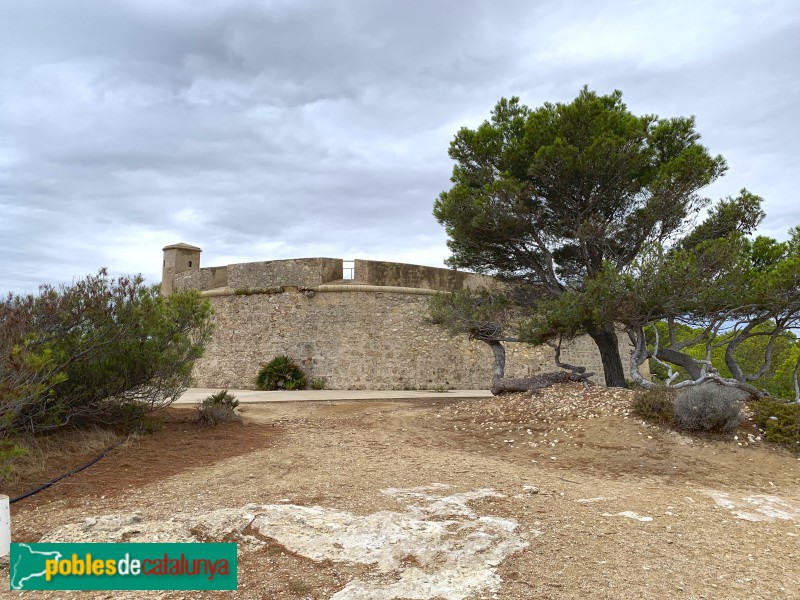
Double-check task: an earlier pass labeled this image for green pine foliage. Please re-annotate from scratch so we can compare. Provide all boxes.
[434,88,727,387]
[0,439,28,481]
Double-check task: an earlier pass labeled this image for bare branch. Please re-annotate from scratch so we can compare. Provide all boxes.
[545,335,587,374]
[650,325,680,385]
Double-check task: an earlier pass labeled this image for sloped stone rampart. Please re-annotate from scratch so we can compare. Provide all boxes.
[191,289,625,390]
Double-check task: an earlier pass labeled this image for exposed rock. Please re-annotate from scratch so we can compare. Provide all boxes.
[39,484,531,600]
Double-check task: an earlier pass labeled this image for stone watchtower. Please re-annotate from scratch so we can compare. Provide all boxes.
[161,243,201,296]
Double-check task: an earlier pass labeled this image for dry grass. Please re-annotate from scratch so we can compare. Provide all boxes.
[6,427,126,487]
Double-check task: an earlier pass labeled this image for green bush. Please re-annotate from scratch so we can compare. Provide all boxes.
[0,439,28,481]
[673,383,746,433]
[751,398,800,447]
[256,356,306,391]
[311,378,326,390]
[631,386,676,424]
[197,389,240,425]
[136,415,166,434]
[1,270,212,435]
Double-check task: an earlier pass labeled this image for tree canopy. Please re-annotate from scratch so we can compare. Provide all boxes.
[434,87,727,386]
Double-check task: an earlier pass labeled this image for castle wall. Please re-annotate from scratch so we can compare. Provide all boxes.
[354,259,500,292]
[191,289,627,390]
[226,258,342,289]
[174,266,228,292]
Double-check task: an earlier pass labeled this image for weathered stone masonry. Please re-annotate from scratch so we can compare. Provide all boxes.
[161,244,627,390]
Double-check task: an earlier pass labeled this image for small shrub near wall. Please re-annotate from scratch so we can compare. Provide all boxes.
[197,390,241,425]
[256,355,307,391]
[673,384,746,433]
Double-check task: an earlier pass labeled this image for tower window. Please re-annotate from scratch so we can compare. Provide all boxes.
[188,261,193,267]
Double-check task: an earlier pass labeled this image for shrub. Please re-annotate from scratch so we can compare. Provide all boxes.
[673,383,746,433]
[0,439,28,481]
[0,270,212,435]
[631,386,676,425]
[197,389,240,425]
[256,356,306,391]
[136,415,166,434]
[311,378,326,390]
[751,398,800,448]
[102,406,166,435]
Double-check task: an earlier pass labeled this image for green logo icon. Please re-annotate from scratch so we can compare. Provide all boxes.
[10,543,237,590]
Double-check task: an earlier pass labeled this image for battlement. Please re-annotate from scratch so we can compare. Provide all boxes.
[162,244,498,295]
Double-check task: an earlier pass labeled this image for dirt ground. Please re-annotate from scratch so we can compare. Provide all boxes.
[2,383,800,599]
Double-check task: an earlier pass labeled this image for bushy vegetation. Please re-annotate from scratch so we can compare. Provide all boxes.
[0,439,28,480]
[673,384,746,433]
[631,386,676,425]
[751,398,800,448]
[256,355,306,391]
[647,321,800,400]
[310,378,326,390]
[196,389,240,425]
[135,414,166,434]
[0,270,212,435]
[0,270,212,479]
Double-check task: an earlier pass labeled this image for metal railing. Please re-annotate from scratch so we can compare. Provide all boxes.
[343,260,355,280]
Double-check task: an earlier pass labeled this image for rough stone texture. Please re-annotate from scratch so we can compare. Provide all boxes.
[355,259,501,292]
[191,289,627,390]
[174,268,209,292]
[174,265,227,292]
[227,258,342,290]
[37,485,530,600]
[207,265,228,289]
[160,244,201,296]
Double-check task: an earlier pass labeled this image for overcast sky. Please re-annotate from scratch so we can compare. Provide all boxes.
[1,0,798,294]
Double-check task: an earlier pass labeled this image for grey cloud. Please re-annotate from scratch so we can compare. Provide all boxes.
[1,0,798,293]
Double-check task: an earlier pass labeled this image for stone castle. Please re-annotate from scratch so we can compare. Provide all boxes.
[161,243,621,390]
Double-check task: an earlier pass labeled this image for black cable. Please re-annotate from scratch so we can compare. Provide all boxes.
[10,435,129,504]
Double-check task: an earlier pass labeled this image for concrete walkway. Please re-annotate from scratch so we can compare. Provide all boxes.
[175,388,493,404]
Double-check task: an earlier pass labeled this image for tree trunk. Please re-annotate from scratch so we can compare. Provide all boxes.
[586,323,627,388]
[491,370,592,395]
[654,347,703,381]
[483,338,593,394]
[486,340,506,384]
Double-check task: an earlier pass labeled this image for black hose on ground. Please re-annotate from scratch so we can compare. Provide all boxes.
[10,435,129,504]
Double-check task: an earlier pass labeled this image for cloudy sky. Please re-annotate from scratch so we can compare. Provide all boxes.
[1,0,798,294]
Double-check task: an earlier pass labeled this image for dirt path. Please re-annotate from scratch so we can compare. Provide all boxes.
[3,384,800,599]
